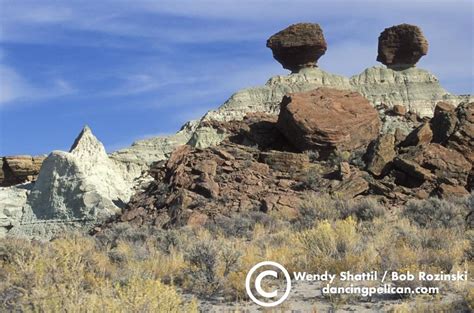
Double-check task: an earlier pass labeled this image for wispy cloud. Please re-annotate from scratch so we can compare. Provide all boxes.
[0,65,75,106]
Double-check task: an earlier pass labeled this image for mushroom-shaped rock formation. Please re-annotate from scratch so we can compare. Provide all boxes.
[377,23,428,69]
[266,23,327,73]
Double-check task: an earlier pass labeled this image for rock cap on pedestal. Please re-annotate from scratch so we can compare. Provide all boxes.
[377,23,428,69]
[267,23,327,73]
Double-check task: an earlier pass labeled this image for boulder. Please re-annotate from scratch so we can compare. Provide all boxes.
[366,134,396,176]
[331,170,369,199]
[392,105,407,116]
[431,102,457,144]
[266,23,327,73]
[394,143,471,186]
[447,102,473,163]
[401,123,433,146]
[277,88,380,156]
[437,183,469,198]
[377,24,428,68]
[259,150,309,173]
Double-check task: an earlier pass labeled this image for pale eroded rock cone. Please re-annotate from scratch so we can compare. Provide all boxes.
[27,126,131,220]
[5,126,134,238]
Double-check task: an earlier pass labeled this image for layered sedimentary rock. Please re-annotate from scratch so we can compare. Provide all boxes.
[277,88,380,154]
[111,120,198,167]
[109,65,471,172]
[0,155,45,186]
[266,23,327,73]
[350,66,471,117]
[377,24,428,68]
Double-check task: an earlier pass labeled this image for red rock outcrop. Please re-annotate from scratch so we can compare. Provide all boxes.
[266,23,327,73]
[120,142,309,227]
[377,24,428,68]
[277,88,380,156]
[1,155,45,186]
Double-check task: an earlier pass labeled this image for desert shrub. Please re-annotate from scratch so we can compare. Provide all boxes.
[220,242,242,277]
[403,197,468,229]
[301,166,325,190]
[0,235,196,312]
[466,229,474,260]
[206,211,276,238]
[296,217,375,272]
[350,198,386,221]
[293,193,349,229]
[183,241,220,296]
[87,278,198,312]
[388,293,472,313]
[295,194,385,229]
[94,223,157,247]
[305,150,320,162]
[328,150,351,167]
[155,229,186,254]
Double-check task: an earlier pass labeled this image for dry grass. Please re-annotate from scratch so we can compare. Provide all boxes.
[1,193,472,311]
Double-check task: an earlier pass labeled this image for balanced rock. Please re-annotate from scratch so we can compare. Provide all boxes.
[377,24,428,68]
[277,88,380,155]
[266,23,327,73]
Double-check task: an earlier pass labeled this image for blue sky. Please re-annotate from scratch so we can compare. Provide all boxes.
[0,0,472,156]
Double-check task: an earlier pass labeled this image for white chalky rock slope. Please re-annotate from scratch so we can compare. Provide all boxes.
[27,125,132,220]
[4,126,133,238]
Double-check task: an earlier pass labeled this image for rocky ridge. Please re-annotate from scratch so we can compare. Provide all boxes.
[1,22,472,238]
[107,97,472,230]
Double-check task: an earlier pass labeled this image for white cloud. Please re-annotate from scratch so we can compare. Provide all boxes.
[0,65,75,106]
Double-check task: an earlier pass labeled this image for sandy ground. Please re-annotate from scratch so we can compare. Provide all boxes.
[194,279,467,313]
